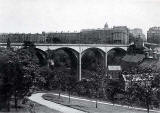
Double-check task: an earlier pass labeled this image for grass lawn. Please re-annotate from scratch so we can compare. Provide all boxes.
[0,100,61,113]
[43,93,158,113]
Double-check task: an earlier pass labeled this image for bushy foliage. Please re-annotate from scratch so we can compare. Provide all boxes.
[124,67,160,110]
[0,48,40,111]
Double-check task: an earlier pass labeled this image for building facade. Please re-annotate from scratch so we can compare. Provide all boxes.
[147,27,160,44]
[0,23,131,45]
[80,28,113,44]
[130,28,146,42]
[80,24,130,44]
[112,26,129,44]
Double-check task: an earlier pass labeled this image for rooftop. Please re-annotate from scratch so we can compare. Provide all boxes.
[122,54,145,63]
[108,66,121,71]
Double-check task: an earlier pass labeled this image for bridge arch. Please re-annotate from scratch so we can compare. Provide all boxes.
[81,48,106,79]
[81,47,105,56]
[107,47,126,66]
[17,47,48,66]
[54,47,79,61]
[34,48,48,65]
[81,47,105,54]
[36,45,80,53]
[106,48,126,93]
[51,47,80,80]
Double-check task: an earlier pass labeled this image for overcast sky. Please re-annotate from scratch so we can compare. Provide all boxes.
[0,0,160,35]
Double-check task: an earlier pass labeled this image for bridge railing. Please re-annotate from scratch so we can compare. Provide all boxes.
[0,43,129,47]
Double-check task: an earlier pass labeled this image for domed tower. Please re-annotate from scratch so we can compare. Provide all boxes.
[104,22,109,30]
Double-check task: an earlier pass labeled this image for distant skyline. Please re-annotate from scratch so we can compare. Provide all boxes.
[0,0,160,35]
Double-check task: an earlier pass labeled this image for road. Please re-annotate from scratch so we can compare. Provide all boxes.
[28,93,86,113]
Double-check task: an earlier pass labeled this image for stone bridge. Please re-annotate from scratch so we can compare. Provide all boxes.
[0,43,129,80]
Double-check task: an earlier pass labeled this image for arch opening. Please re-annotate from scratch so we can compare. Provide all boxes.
[107,48,126,90]
[107,48,126,66]
[35,48,48,65]
[81,48,106,79]
[48,47,79,80]
[17,47,48,66]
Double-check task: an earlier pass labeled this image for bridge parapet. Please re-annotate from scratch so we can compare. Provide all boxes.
[0,43,128,53]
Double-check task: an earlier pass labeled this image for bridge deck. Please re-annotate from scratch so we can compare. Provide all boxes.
[0,43,129,47]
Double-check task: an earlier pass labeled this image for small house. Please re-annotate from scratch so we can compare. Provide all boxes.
[108,65,125,90]
[108,65,122,79]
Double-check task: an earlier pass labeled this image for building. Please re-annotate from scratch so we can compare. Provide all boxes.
[80,23,112,44]
[80,28,113,44]
[104,22,109,30]
[46,32,79,43]
[108,66,122,79]
[112,26,129,44]
[0,33,8,43]
[0,22,130,45]
[147,27,160,44]
[134,35,144,48]
[107,65,125,90]
[80,23,130,44]
[130,28,146,42]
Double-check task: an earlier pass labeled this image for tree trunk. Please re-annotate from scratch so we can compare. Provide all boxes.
[147,100,149,113]
[4,95,10,112]
[96,89,98,108]
[96,98,98,108]
[58,91,61,99]
[147,106,149,113]
[7,99,10,112]
[146,94,150,113]
[14,93,18,111]
[69,90,71,103]
[58,84,61,99]
[101,76,106,99]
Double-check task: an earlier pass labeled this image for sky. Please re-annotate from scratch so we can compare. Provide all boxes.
[0,0,160,35]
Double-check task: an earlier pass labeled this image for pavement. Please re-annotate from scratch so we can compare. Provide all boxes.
[50,92,160,113]
[28,93,86,113]
[29,92,160,113]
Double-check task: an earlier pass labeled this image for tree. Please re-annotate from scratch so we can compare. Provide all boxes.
[35,66,53,90]
[7,38,11,49]
[52,67,65,99]
[66,74,76,103]
[125,67,159,113]
[0,49,18,111]
[48,67,73,99]
[22,41,35,48]
[139,68,154,113]
[81,63,106,108]
[0,48,40,111]
[75,79,89,96]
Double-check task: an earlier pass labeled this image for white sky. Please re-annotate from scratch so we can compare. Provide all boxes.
[0,0,160,35]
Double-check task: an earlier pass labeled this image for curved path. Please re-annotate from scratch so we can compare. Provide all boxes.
[50,93,159,113]
[28,93,86,113]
